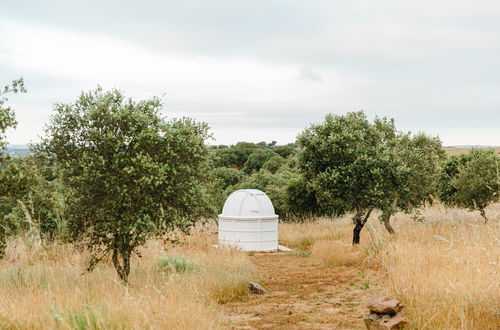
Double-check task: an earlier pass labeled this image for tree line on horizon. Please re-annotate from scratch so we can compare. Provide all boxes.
[0,80,498,282]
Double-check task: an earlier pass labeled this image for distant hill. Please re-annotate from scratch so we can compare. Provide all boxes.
[6,144,31,156]
[3,144,499,157]
[447,145,497,148]
[444,145,500,156]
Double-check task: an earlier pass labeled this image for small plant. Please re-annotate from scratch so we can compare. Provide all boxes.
[51,306,110,330]
[156,256,196,273]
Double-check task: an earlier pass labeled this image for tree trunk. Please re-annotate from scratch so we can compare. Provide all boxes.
[479,209,488,224]
[383,218,395,234]
[0,234,7,259]
[17,199,41,246]
[112,247,131,284]
[17,200,34,230]
[379,213,396,234]
[352,222,363,245]
[352,209,373,245]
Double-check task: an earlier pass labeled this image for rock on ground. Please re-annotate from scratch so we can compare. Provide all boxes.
[364,313,408,329]
[248,281,267,294]
[367,297,404,315]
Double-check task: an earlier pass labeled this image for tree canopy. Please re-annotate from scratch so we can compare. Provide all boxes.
[298,111,445,244]
[0,78,26,152]
[38,87,211,282]
[0,78,27,255]
[437,149,499,222]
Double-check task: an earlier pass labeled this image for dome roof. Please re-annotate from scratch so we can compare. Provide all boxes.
[220,189,277,219]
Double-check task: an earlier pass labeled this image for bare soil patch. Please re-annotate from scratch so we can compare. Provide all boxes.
[223,252,379,329]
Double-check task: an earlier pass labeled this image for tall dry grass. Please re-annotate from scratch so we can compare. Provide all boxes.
[310,240,363,267]
[0,223,254,329]
[279,204,500,329]
[0,205,498,329]
[376,204,500,330]
[279,217,353,250]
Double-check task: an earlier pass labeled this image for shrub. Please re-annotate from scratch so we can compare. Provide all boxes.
[243,149,279,174]
[156,256,196,273]
[438,149,499,222]
[261,155,286,173]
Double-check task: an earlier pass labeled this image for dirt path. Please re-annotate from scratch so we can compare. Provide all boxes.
[223,252,380,329]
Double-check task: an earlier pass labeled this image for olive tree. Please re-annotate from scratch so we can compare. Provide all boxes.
[262,155,287,173]
[298,112,444,243]
[284,175,339,220]
[438,149,499,222]
[0,78,25,151]
[298,112,402,244]
[0,156,66,244]
[39,88,211,282]
[244,149,279,174]
[212,144,254,169]
[377,133,445,232]
[0,78,26,255]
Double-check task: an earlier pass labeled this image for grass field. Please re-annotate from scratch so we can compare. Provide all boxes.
[443,146,500,156]
[0,205,498,329]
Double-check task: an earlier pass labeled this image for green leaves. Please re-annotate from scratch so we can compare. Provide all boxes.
[0,78,26,153]
[438,149,499,221]
[298,112,389,213]
[38,87,211,282]
[243,149,279,174]
[298,111,445,243]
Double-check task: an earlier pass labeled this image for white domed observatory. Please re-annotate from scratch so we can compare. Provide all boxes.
[218,189,279,251]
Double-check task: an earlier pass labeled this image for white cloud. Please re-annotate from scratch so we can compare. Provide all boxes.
[337,0,500,18]
[1,0,499,146]
[0,20,353,144]
[297,67,323,82]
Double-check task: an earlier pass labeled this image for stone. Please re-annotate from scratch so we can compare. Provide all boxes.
[248,281,267,294]
[379,314,408,329]
[364,313,408,330]
[367,297,404,315]
[363,313,381,329]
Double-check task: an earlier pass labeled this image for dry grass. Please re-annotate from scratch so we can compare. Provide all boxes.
[276,204,500,329]
[279,217,353,250]
[0,205,498,329]
[444,146,500,156]
[280,217,365,266]
[375,204,500,330]
[0,223,254,329]
[311,240,363,267]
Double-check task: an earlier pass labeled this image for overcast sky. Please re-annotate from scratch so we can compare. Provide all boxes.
[1,0,499,146]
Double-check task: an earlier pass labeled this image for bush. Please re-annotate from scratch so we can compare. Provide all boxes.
[274,144,297,158]
[0,156,66,248]
[211,167,244,190]
[438,149,499,222]
[156,256,196,273]
[261,155,286,174]
[243,149,279,174]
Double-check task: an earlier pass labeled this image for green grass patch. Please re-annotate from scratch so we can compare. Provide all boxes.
[156,255,196,273]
